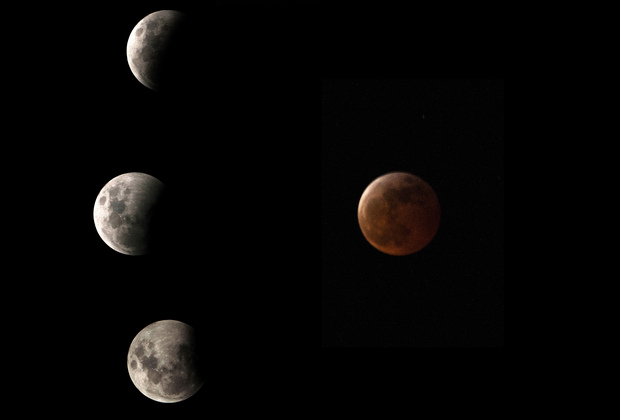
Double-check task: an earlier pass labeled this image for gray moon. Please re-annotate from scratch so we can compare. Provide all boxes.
[127,320,205,403]
[358,172,440,256]
[93,172,165,256]
[126,10,187,91]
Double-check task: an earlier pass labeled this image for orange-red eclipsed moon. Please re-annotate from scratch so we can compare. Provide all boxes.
[358,172,440,256]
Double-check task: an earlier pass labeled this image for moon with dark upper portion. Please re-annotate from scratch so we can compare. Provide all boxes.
[127,320,205,403]
[126,10,189,91]
[358,172,440,256]
[93,172,165,256]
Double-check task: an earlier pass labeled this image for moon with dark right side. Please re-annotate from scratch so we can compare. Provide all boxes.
[126,10,190,92]
[127,320,205,403]
[358,172,441,256]
[93,172,165,256]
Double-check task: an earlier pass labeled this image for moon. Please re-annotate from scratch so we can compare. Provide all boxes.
[127,320,205,403]
[126,10,188,91]
[93,172,165,256]
[358,172,440,255]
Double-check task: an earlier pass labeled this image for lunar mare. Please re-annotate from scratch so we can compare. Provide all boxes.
[358,172,440,255]
[126,10,188,91]
[93,172,165,255]
[127,320,204,403]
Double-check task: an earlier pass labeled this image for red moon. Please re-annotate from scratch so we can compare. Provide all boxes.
[358,172,440,255]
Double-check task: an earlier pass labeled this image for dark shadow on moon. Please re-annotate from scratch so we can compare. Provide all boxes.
[145,188,172,255]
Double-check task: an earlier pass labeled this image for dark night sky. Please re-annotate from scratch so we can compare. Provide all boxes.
[321,79,504,347]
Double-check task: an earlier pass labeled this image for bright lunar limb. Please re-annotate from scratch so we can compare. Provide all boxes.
[358,172,440,255]
[127,320,204,403]
[93,172,165,255]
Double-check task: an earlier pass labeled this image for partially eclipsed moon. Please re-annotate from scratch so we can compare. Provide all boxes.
[126,10,188,91]
[358,172,440,255]
[93,172,165,255]
[127,320,204,403]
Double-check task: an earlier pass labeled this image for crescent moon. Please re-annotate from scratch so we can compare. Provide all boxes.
[126,10,187,91]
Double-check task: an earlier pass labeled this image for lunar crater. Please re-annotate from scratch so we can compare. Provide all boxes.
[109,198,126,214]
[109,185,121,197]
[108,212,122,229]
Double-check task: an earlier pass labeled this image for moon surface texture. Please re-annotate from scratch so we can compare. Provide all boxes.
[128,320,204,403]
[358,172,440,256]
[127,10,189,91]
[93,172,165,256]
